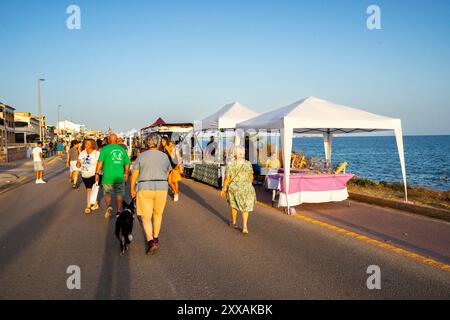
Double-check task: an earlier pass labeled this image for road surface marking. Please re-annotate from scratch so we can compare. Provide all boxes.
[255,199,450,272]
[290,212,450,273]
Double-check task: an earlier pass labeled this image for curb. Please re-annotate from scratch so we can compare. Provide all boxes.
[0,156,61,196]
[0,175,31,196]
[290,213,450,273]
[349,192,450,223]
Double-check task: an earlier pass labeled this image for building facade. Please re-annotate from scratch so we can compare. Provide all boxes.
[0,103,16,147]
[57,120,86,141]
[14,112,40,143]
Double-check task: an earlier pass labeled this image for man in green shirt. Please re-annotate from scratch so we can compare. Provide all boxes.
[95,134,131,219]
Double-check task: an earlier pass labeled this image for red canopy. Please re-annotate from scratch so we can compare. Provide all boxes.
[149,117,166,127]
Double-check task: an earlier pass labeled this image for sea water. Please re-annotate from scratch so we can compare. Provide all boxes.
[292,135,450,191]
[199,135,450,191]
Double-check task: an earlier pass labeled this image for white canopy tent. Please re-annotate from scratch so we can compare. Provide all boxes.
[200,101,260,130]
[197,101,260,162]
[124,128,139,156]
[237,96,408,209]
[125,128,138,138]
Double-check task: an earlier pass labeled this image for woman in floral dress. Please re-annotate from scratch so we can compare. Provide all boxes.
[221,146,256,234]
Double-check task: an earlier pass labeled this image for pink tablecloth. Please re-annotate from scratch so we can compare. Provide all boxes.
[266,173,355,206]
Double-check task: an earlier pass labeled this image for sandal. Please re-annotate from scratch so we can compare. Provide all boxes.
[228,222,239,229]
[242,229,249,235]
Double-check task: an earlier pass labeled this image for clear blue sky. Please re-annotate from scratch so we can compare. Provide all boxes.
[1,0,449,134]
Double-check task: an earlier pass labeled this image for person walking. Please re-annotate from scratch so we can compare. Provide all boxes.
[95,138,104,185]
[48,141,54,157]
[67,140,81,188]
[77,139,100,214]
[95,133,131,219]
[130,134,172,255]
[56,141,64,160]
[161,137,182,202]
[221,146,256,234]
[32,141,46,184]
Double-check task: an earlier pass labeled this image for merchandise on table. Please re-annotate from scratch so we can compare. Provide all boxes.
[191,162,226,188]
[266,173,355,206]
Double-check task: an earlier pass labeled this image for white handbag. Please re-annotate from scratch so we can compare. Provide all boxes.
[90,182,99,205]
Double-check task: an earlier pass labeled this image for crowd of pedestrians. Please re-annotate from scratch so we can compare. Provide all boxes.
[33,132,257,255]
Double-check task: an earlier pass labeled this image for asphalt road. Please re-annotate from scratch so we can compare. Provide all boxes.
[0,161,449,299]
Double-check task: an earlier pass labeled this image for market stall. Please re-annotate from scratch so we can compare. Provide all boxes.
[125,128,139,156]
[266,172,355,206]
[140,118,193,143]
[237,96,408,211]
[192,101,259,187]
[191,163,224,188]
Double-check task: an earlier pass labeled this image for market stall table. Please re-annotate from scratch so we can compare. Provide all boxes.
[266,173,355,207]
[191,163,226,188]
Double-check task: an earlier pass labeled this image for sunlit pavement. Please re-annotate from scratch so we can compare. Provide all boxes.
[0,160,449,299]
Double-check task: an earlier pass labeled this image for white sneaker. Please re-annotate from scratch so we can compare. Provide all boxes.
[40,180,47,184]
[37,179,46,184]
[174,194,179,202]
[35,179,40,184]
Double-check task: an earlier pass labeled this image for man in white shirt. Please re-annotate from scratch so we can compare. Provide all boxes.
[32,141,46,184]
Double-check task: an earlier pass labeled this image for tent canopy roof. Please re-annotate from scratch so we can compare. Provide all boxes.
[149,117,166,127]
[237,96,401,133]
[200,101,259,130]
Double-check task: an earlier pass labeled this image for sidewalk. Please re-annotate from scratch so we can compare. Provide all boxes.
[0,155,60,192]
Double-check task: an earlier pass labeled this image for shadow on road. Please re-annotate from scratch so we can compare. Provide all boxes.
[180,183,229,225]
[44,166,69,183]
[0,187,72,273]
[94,219,131,299]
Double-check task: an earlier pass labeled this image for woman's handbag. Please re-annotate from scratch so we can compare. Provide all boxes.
[90,182,99,205]
[222,163,246,201]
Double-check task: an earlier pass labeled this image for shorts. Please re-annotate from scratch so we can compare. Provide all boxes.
[34,161,44,171]
[69,161,81,173]
[82,176,96,189]
[103,183,125,195]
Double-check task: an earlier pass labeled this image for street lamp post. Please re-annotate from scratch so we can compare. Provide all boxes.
[37,78,45,141]
[57,105,62,142]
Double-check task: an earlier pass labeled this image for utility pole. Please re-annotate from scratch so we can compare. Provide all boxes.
[57,105,62,142]
[37,78,45,141]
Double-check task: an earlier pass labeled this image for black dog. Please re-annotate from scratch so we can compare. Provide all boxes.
[115,200,135,255]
